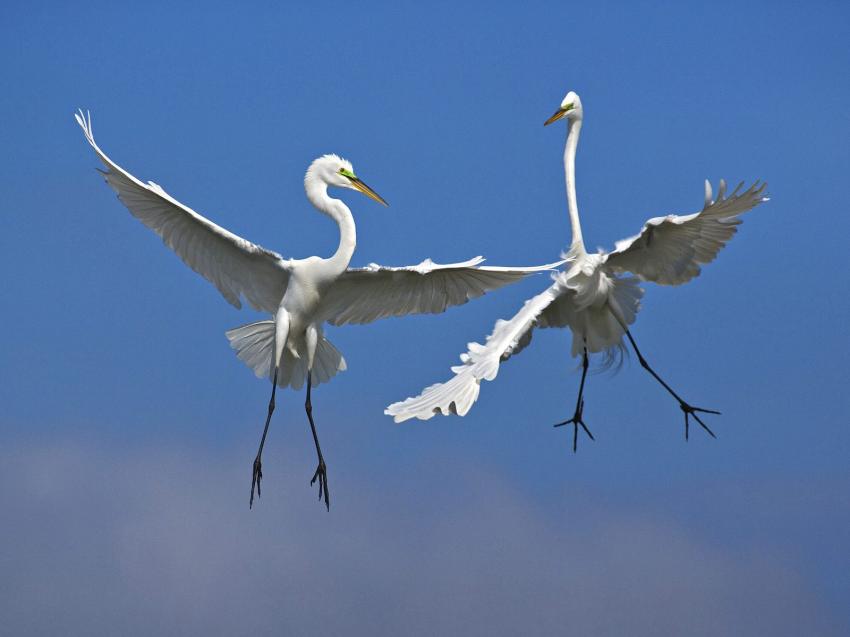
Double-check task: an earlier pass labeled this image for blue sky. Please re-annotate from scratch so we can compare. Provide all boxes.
[2,1,849,634]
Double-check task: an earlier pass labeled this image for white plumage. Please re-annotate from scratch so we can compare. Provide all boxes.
[386,91,768,448]
[76,112,289,314]
[321,256,559,326]
[75,110,558,507]
[226,320,346,390]
[605,178,766,285]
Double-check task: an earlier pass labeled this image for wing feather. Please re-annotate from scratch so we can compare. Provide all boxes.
[76,110,290,312]
[320,257,562,326]
[603,179,768,285]
[384,283,561,422]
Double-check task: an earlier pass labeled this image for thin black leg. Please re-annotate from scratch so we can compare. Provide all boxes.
[554,347,595,452]
[624,330,720,440]
[250,368,278,508]
[305,372,330,511]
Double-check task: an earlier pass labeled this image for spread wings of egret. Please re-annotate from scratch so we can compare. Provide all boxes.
[75,111,559,508]
[385,91,768,450]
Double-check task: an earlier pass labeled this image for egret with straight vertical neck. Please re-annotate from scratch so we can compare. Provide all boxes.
[386,91,768,451]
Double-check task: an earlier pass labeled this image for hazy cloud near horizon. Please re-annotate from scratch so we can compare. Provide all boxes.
[1,439,844,637]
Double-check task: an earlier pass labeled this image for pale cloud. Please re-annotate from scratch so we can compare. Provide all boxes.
[0,439,843,636]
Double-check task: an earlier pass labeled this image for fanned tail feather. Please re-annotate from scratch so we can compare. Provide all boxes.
[225,321,346,390]
[226,320,276,379]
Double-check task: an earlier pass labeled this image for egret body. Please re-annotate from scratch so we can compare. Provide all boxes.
[386,92,768,450]
[76,111,558,506]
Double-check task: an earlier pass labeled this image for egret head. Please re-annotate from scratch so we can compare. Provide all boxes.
[544,91,583,126]
[306,154,388,206]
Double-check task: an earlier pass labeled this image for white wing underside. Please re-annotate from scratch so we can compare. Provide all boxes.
[386,179,767,422]
[75,110,290,313]
[604,179,768,285]
[321,257,564,326]
[385,283,562,422]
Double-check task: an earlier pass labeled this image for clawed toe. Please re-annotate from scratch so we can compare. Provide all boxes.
[554,400,594,452]
[250,456,263,508]
[310,461,330,511]
[680,402,719,440]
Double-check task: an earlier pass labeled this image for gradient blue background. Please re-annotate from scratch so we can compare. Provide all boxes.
[2,2,849,635]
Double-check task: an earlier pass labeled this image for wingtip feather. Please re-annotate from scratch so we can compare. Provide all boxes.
[75,108,95,144]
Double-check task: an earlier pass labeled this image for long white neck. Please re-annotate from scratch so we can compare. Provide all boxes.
[305,177,357,274]
[564,118,585,256]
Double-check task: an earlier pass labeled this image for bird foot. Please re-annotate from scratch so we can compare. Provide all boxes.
[679,402,720,440]
[554,399,595,452]
[310,458,330,511]
[250,455,263,508]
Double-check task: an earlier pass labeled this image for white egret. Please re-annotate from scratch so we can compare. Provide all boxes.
[386,91,768,451]
[75,110,559,508]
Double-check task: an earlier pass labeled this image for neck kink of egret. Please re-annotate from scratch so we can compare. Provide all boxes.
[386,91,768,452]
[76,110,560,507]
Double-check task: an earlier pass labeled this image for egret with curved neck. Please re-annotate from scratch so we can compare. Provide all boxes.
[76,110,558,508]
[257,154,387,509]
[303,157,365,273]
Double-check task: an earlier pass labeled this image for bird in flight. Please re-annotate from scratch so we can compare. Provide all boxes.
[75,110,559,508]
[386,91,768,451]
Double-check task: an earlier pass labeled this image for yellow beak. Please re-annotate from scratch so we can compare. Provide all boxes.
[349,176,389,206]
[544,107,570,126]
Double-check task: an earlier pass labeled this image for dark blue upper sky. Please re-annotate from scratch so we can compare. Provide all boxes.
[2,2,849,635]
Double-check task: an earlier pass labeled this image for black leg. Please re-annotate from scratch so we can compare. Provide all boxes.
[624,330,720,440]
[305,372,330,511]
[554,347,595,452]
[250,369,278,508]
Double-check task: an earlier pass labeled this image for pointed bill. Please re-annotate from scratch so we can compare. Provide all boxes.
[349,176,389,206]
[544,107,569,126]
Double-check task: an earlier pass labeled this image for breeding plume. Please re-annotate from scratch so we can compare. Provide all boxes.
[386,91,768,450]
[76,111,557,507]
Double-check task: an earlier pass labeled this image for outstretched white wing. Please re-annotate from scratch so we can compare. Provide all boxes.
[320,257,563,326]
[603,179,768,285]
[385,282,562,422]
[76,110,290,312]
